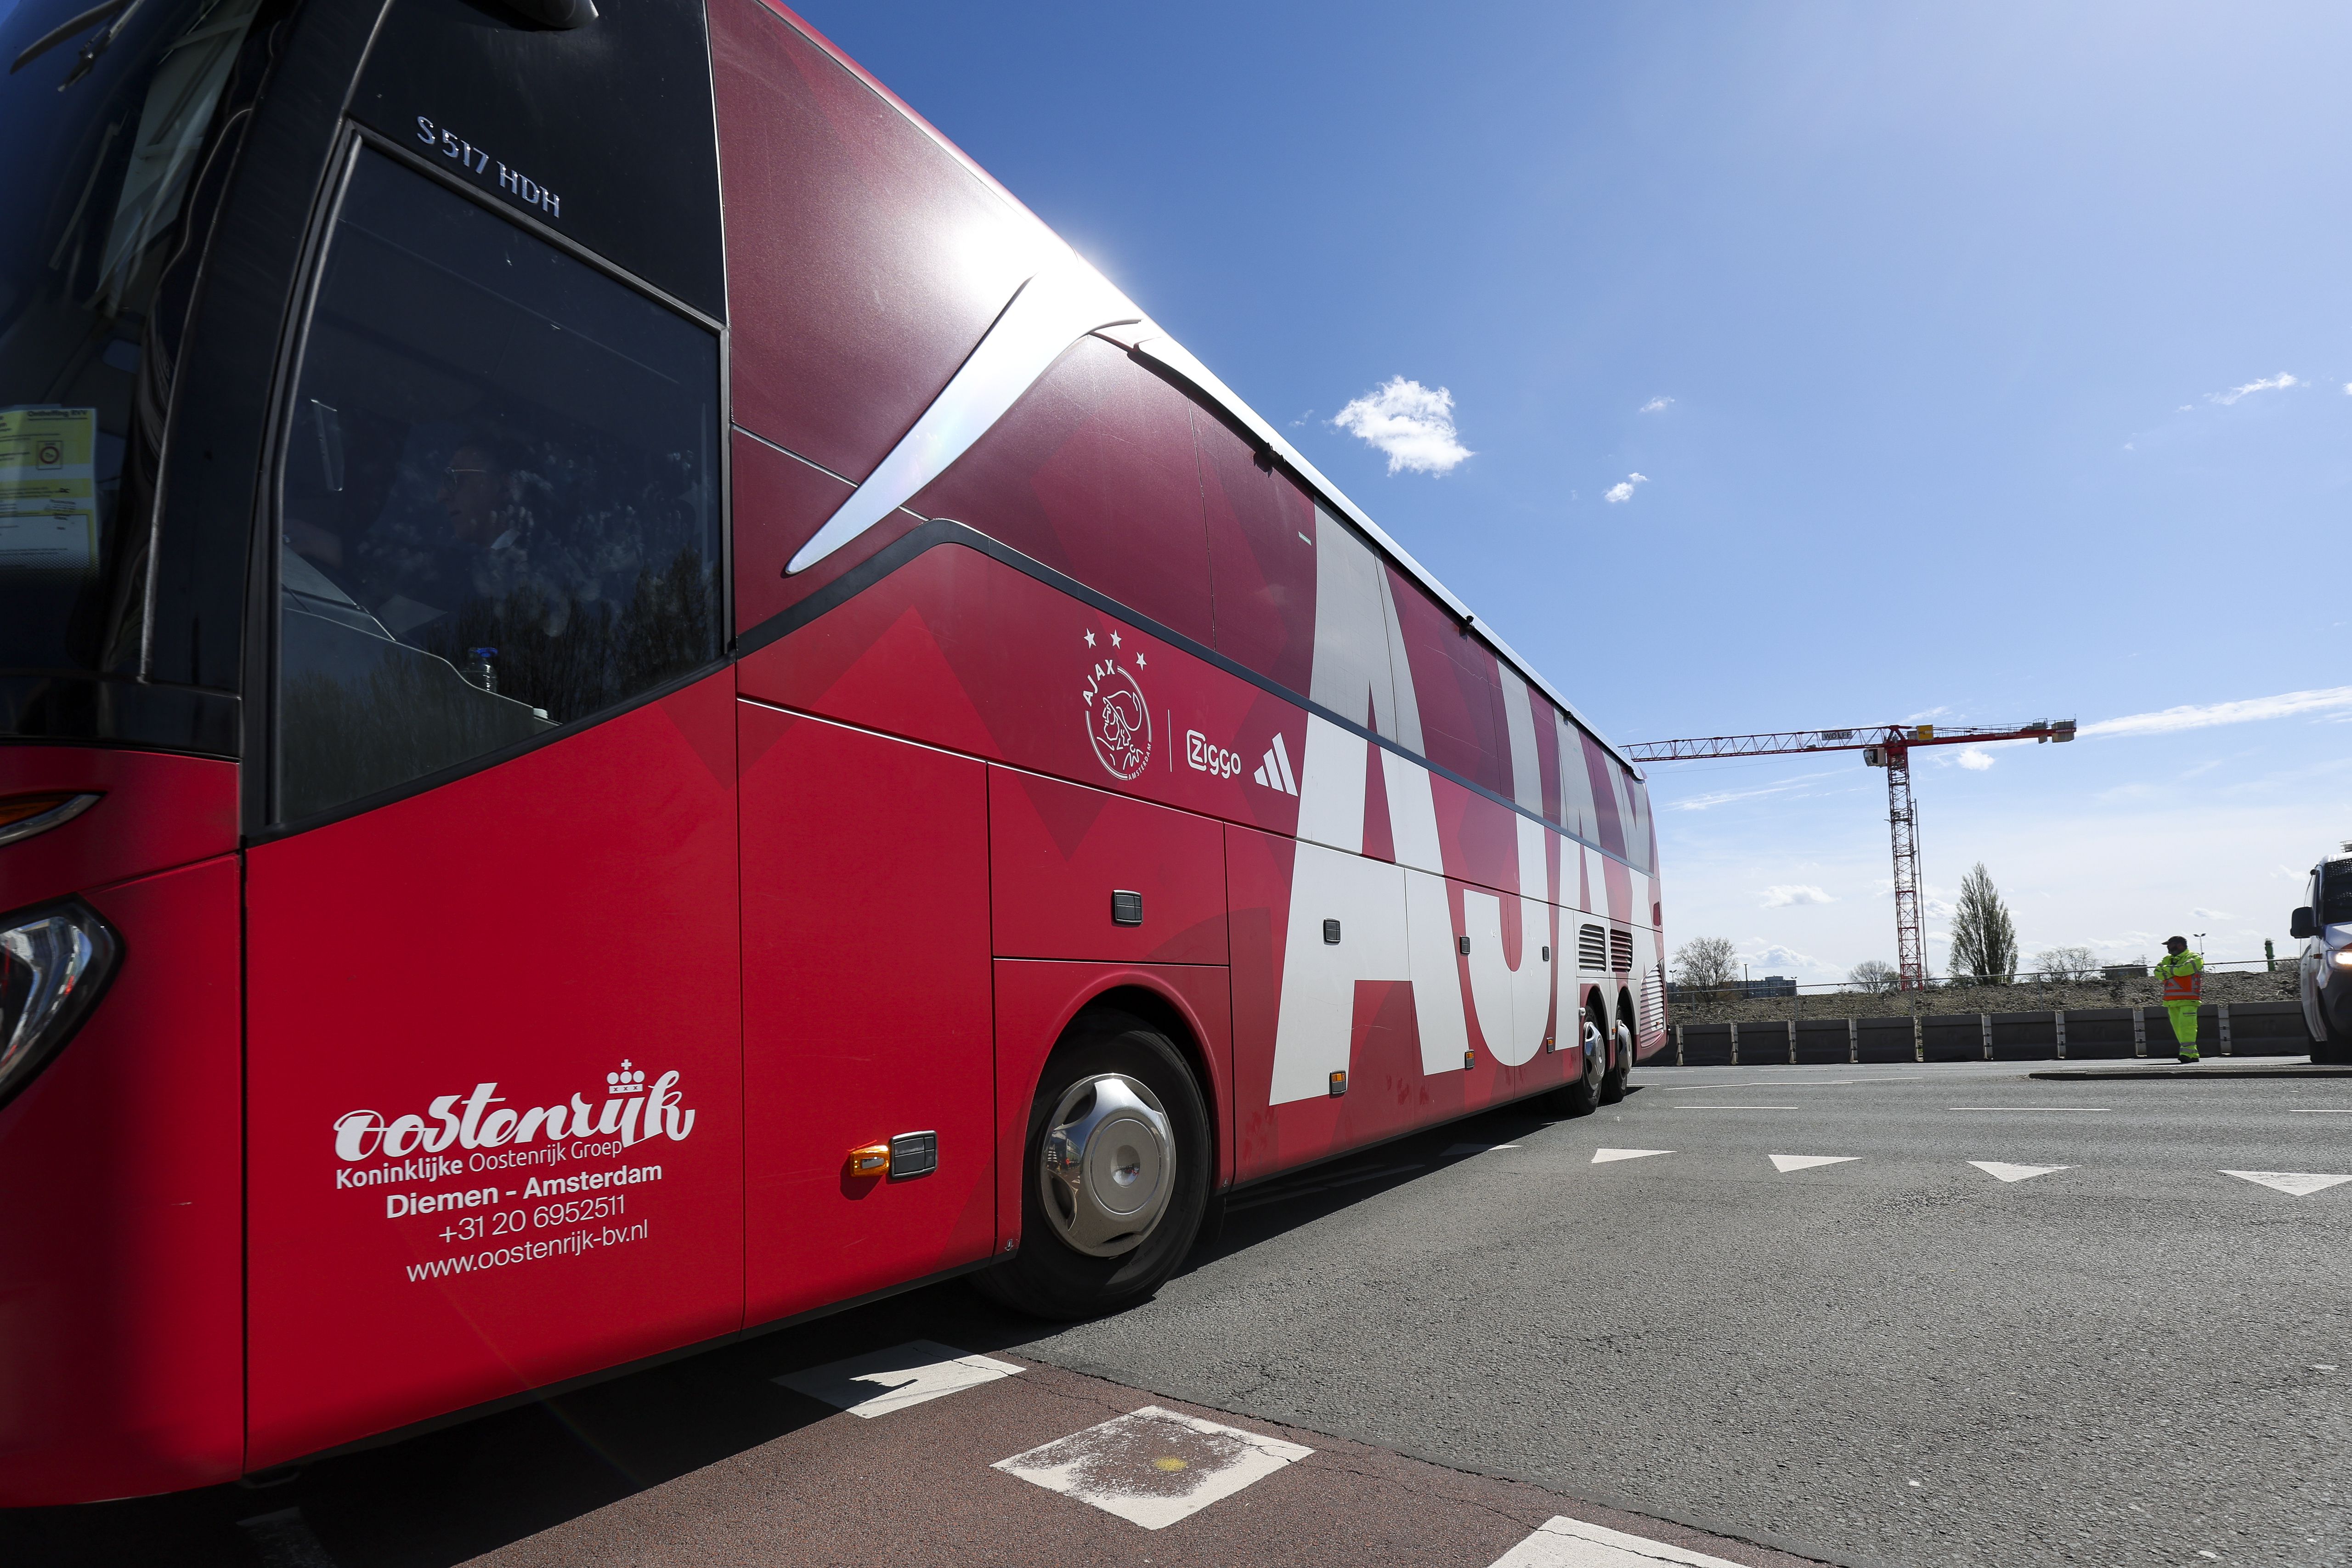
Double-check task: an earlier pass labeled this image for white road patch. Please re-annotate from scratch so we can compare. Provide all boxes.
[993,1404,1311,1529]
[1970,1161,2074,1183]
[1592,1148,1673,1164]
[1485,1512,1752,1567]
[775,1341,1023,1417]
[1445,1142,1524,1156]
[237,1508,340,1568]
[2222,1169,2352,1198]
[1770,1154,1860,1173]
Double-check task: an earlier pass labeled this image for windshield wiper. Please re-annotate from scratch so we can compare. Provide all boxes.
[10,0,144,89]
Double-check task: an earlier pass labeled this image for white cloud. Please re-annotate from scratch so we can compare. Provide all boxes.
[2343,383,2352,396]
[1603,472,1648,503]
[1907,705,1951,723]
[1761,884,1835,907]
[1661,768,1845,812]
[1956,746,1996,771]
[2190,907,2234,921]
[1330,377,1472,475]
[2209,372,2299,406]
[1741,942,1828,975]
[1639,396,1674,413]
[2080,685,2352,738]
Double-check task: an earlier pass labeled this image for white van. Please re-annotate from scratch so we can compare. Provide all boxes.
[2289,845,2352,1063]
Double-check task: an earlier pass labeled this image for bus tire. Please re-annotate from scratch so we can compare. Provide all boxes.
[1600,1019,1632,1104]
[975,1009,1211,1321]
[1544,1005,1604,1117]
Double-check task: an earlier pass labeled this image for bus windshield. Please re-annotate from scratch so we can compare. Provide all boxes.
[0,0,262,691]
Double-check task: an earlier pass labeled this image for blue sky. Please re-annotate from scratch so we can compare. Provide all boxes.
[799,0,2351,980]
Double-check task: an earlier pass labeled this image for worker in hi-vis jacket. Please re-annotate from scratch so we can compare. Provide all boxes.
[2155,935,2205,1063]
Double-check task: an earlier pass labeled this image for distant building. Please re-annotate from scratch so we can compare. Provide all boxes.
[2101,963,2148,980]
[1666,975,1798,1001]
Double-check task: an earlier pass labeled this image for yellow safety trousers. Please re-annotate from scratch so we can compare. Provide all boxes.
[2165,1001,2200,1051]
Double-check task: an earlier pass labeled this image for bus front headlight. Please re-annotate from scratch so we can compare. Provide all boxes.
[0,901,121,1112]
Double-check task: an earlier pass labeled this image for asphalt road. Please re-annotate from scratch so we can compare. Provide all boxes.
[11,1058,2348,1567]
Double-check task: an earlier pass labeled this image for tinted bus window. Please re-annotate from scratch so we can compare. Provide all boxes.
[274,150,719,822]
[0,0,262,707]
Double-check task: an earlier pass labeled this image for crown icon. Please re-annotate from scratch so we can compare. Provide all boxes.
[605,1060,648,1093]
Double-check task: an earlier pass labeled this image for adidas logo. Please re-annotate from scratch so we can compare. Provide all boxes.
[1253,733,1299,796]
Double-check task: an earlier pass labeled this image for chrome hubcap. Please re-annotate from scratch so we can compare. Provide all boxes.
[1039,1073,1174,1257]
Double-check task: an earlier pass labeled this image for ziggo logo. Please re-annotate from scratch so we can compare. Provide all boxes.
[1187,730,1243,779]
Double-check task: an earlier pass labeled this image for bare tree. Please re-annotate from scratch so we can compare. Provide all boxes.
[1848,958,1900,993]
[1948,862,2018,985]
[1672,936,1739,995]
[2031,945,2098,982]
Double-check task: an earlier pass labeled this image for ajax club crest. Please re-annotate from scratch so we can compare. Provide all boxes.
[1081,628,1151,780]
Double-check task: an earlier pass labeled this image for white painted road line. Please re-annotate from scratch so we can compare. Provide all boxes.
[775,1341,1023,1417]
[993,1404,1312,1529]
[2290,1109,2352,1114]
[1678,1104,1800,1110]
[1591,1148,1673,1164]
[1971,1161,2074,1183]
[1487,1512,1751,1567]
[2222,1170,2352,1197]
[1950,1106,2112,1112]
[1661,1076,1917,1090]
[1445,1142,1524,1156]
[1770,1154,1860,1173]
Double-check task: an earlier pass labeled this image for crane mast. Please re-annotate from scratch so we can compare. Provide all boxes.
[1622,720,2076,991]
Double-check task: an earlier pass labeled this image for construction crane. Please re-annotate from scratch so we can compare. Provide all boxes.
[1622,720,2077,991]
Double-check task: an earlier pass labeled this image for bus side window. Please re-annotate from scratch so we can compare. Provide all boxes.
[1385,561,1510,798]
[272,149,721,824]
[1555,715,1601,848]
[908,337,1214,648]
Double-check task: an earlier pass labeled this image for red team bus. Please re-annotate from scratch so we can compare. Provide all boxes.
[0,0,1662,1505]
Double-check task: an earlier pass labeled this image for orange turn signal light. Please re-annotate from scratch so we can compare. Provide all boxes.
[1463,1050,1476,1070]
[0,791,93,829]
[1328,1070,1347,1097]
[846,1143,890,1177]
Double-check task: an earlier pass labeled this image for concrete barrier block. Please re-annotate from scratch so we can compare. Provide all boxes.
[1682,1022,1734,1066]
[1857,1015,1917,1063]
[1989,1009,2059,1060]
[2227,999,2311,1044]
[1922,1012,1984,1063]
[1793,1019,1850,1064]
[2062,1006,2135,1059]
[1740,1022,1792,1066]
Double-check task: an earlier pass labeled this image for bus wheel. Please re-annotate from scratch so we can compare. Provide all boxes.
[1544,1008,1604,1117]
[1600,1020,1632,1104]
[977,1010,1211,1321]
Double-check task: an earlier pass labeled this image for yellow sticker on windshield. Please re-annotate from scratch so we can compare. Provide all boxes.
[0,406,100,572]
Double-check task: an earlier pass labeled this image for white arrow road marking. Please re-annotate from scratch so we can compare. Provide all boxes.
[1770,1154,1860,1173]
[1970,1161,2074,1183]
[2222,1170,2352,1198]
[1487,1513,1750,1567]
[776,1341,1023,1417]
[1591,1148,1673,1164]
